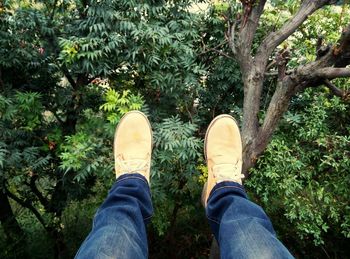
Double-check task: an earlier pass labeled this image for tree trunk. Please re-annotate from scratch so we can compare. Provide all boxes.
[50,226,67,259]
[241,69,265,176]
[0,190,28,257]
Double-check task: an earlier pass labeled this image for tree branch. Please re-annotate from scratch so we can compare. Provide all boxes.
[239,0,267,52]
[226,19,238,55]
[253,22,350,165]
[314,67,350,79]
[209,48,236,60]
[26,175,50,212]
[200,39,235,60]
[4,186,49,232]
[324,79,350,99]
[265,70,294,77]
[259,82,293,147]
[264,22,350,88]
[227,1,348,178]
[61,65,77,89]
[256,0,331,65]
[276,48,291,81]
[234,0,267,73]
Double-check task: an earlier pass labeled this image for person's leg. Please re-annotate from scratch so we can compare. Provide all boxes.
[206,182,293,259]
[75,111,153,259]
[75,174,152,259]
[203,114,293,259]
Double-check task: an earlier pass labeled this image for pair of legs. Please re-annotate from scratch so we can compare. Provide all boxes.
[75,111,293,258]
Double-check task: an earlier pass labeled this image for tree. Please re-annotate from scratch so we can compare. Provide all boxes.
[224,0,350,175]
[205,1,350,257]
[1,0,349,258]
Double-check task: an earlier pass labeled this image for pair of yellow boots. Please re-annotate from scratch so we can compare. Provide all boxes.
[114,111,244,207]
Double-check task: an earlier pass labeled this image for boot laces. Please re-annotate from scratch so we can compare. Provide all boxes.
[212,161,244,183]
[116,155,149,176]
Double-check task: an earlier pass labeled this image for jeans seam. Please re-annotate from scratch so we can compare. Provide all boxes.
[207,215,220,224]
[143,215,153,221]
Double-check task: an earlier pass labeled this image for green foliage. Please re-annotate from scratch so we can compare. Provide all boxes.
[247,89,350,253]
[1,0,349,258]
[193,2,245,127]
[246,5,350,255]
[100,89,144,125]
[151,116,203,236]
[15,92,44,131]
[59,88,144,183]
[60,133,103,177]
[0,93,51,177]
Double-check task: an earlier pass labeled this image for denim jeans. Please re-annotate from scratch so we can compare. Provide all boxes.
[206,181,293,259]
[75,173,293,259]
[75,174,152,259]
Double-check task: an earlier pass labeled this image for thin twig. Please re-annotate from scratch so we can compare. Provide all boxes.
[324,79,350,99]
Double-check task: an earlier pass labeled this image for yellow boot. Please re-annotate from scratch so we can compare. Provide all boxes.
[202,114,244,207]
[114,111,153,183]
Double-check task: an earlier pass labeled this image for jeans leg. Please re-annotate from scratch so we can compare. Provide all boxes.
[75,173,153,259]
[206,181,293,259]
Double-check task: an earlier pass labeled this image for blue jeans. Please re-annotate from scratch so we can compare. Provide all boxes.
[75,174,293,259]
[207,181,293,258]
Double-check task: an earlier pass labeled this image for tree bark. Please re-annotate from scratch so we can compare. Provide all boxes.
[0,190,28,257]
